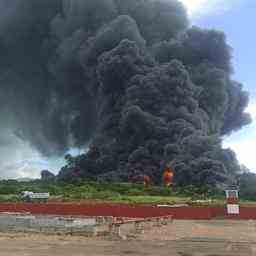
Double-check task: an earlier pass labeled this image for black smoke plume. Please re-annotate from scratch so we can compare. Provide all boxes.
[0,0,251,187]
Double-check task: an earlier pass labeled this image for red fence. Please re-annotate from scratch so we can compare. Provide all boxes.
[0,203,256,219]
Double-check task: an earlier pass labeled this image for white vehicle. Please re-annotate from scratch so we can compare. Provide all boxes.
[21,191,50,203]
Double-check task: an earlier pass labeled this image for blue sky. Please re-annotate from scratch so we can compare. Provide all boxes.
[181,0,256,171]
[1,0,255,179]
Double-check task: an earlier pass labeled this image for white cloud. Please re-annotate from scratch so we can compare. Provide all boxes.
[246,104,256,120]
[223,102,256,171]
[0,133,65,180]
[180,0,208,15]
[0,123,88,179]
[180,0,241,17]
[223,137,256,171]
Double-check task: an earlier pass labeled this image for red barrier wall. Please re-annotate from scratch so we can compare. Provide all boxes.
[0,203,255,219]
[0,203,217,219]
[210,207,256,220]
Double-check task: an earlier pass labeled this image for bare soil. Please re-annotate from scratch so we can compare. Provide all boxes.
[0,220,256,256]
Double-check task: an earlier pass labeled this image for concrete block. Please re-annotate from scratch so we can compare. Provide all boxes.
[0,213,101,236]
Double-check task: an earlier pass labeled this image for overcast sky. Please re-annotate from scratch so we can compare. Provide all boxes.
[1,0,255,179]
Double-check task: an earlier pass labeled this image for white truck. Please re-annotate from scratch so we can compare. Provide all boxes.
[21,191,50,203]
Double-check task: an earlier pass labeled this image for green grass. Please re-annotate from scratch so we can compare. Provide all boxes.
[0,179,254,206]
[0,180,196,204]
[0,194,19,202]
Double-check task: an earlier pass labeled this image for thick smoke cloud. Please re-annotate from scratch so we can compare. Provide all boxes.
[0,0,251,187]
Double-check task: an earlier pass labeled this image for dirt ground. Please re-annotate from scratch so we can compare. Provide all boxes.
[0,220,256,256]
